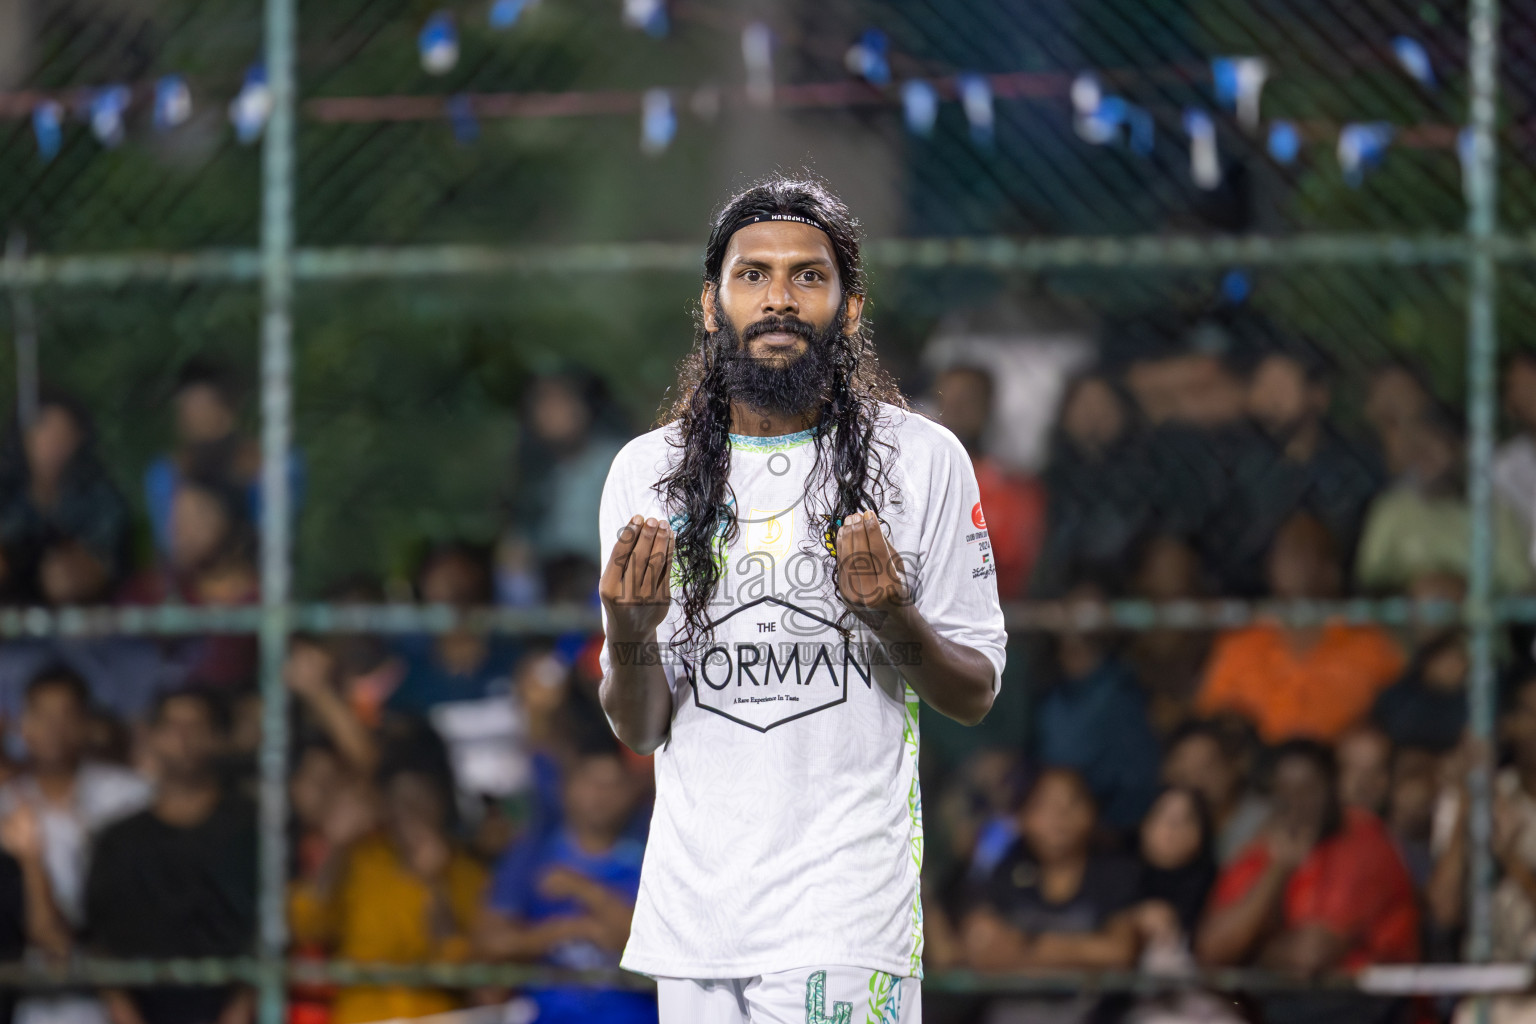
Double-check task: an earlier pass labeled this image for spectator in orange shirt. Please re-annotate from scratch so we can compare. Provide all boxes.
[1196,511,1404,743]
[1197,740,1418,1024]
[930,365,1046,601]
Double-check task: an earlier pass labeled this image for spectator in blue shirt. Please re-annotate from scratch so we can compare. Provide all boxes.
[143,360,303,561]
[387,543,523,714]
[475,740,655,1024]
[1034,580,1162,834]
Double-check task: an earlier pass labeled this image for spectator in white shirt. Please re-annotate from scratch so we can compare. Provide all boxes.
[0,666,152,1024]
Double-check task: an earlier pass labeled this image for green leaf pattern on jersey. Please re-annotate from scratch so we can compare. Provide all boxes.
[903,689,925,975]
[804,971,852,1024]
[864,970,900,1023]
[666,506,730,586]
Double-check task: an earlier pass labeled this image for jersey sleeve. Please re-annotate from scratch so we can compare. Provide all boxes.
[906,426,1009,694]
[598,443,638,686]
[597,435,681,697]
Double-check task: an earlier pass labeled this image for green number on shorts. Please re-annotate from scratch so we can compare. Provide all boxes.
[804,970,853,1024]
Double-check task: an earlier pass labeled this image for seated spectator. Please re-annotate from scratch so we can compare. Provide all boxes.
[288,755,485,1024]
[1371,573,1469,753]
[1495,349,1536,540]
[937,749,1029,885]
[1430,672,1536,960]
[389,544,522,713]
[1385,745,1439,887]
[1363,362,1433,484]
[1131,787,1217,964]
[477,741,654,1024]
[924,749,1028,973]
[122,475,260,688]
[1197,741,1418,1024]
[0,393,130,604]
[1356,409,1532,593]
[1431,674,1536,1022]
[931,365,1046,600]
[1126,534,1212,733]
[285,639,379,778]
[387,544,528,821]
[143,360,303,561]
[301,578,403,732]
[1135,335,1269,594]
[1197,511,1404,743]
[1162,719,1270,864]
[1123,788,1239,1024]
[1216,346,1383,596]
[1034,582,1160,833]
[126,475,256,603]
[502,371,627,604]
[285,741,367,1024]
[0,636,179,757]
[1032,372,1158,596]
[85,690,257,1024]
[1126,339,1247,432]
[0,666,152,1024]
[960,768,1138,1023]
[1337,724,1393,820]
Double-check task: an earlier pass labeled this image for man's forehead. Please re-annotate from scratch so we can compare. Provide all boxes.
[723,220,837,267]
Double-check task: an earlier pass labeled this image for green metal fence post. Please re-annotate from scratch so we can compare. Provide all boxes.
[1465,0,1501,988]
[258,0,297,1016]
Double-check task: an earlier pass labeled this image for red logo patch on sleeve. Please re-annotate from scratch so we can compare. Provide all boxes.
[971,502,986,530]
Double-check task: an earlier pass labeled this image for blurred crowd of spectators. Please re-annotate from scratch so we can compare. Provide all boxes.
[0,337,1535,1024]
[919,340,1536,1023]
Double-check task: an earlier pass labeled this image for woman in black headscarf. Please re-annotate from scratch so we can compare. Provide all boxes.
[1123,787,1250,1023]
[1134,786,1218,958]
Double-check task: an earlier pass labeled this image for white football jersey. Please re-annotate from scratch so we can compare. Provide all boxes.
[599,402,1007,979]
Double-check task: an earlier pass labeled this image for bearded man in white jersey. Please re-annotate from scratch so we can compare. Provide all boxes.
[597,174,1007,1023]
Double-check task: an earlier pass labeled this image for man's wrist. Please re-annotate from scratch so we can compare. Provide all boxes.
[605,624,659,646]
[867,601,921,640]
[605,630,665,668]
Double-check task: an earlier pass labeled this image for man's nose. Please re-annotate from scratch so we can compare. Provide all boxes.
[762,275,798,315]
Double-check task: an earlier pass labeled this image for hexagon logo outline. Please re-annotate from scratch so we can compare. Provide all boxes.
[681,594,855,733]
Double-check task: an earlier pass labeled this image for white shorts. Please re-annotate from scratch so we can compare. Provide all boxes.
[655,966,921,1024]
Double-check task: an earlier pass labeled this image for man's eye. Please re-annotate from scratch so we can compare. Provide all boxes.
[799,271,822,283]
[743,270,763,282]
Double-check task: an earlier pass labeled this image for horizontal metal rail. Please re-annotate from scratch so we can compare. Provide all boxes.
[0,597,1488,638]
[0,959,1529,997]
[6,233,1536,288]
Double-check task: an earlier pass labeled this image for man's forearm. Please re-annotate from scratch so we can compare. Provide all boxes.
[18,854,71,958]
[1196,863,1290,966]
[1025,922,1139,970]
[599,630,674,755]
[871,605,995,726]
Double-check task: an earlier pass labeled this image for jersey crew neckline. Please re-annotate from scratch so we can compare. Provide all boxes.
[727,426,817,451]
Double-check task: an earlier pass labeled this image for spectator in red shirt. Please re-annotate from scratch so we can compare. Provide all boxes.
[930,365,1045,601]
[1197,739,1418,1024]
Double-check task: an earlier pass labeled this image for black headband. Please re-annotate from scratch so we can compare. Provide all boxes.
[726,212,831,240]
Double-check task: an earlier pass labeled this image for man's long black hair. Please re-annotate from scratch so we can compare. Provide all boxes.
[656,174,907,648]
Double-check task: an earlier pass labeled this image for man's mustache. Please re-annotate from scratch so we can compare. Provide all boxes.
[742,316,816,342]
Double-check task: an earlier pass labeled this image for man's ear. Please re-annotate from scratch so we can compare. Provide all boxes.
[701,283,719,333]
[842,292,866,336]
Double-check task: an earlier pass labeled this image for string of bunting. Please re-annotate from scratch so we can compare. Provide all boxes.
[0,0,1474,194]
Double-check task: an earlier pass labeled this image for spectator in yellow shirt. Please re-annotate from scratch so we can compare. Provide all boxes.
[289,756,486,1024]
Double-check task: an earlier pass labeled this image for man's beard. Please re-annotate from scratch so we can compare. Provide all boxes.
[715,310,845,420]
